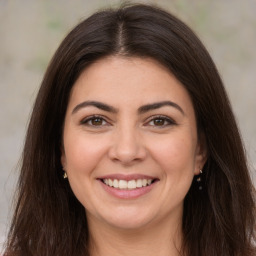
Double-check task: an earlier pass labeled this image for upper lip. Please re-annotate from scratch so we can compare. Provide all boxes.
[97,174,158,181]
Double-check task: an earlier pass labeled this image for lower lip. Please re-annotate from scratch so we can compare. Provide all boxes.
[100,181,157,199]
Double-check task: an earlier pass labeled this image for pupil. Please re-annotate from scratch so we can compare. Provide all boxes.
[92,118,102,125]
[154,119,164,126]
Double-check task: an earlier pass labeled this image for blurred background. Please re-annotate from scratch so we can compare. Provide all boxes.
[0,0,255,249]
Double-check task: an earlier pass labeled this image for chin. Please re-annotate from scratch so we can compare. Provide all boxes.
[93,207,156,231]
[106,217,152,231]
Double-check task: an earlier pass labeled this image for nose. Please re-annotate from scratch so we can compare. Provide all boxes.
[108,125,147,165]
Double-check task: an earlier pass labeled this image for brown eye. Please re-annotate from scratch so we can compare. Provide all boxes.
[91,118,104,126]
[146,116,176,128]
[153,118,165,126]
[80,116,108,127]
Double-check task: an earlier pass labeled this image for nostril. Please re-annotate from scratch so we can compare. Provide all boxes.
[108,136,147,164]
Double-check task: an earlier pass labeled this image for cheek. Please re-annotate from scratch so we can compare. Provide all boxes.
[64,132,107,175]
[151,135,197,207]
[63,134,109,208]
[150,134,196,178]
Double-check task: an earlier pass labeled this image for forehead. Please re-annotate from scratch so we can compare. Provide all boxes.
[67,56,194,114]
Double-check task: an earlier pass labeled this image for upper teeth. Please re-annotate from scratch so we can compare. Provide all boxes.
[103,179,153,189]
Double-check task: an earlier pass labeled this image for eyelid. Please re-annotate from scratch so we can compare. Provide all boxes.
[80,115,111,126]
[144,115,177,127]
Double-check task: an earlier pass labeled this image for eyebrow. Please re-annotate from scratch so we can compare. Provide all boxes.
[72,100,184,115]
[72,101,118,114]
[138,101,184,115]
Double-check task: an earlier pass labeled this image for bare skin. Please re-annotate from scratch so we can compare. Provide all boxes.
[61,56,207,256]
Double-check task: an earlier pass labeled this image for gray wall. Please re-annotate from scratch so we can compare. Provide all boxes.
[1,0,255,249]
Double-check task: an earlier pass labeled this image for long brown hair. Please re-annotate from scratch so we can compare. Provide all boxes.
[4,4,255,256]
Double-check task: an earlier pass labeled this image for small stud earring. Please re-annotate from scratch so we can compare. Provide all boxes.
[197,169,203,190]
[63,171,68,179]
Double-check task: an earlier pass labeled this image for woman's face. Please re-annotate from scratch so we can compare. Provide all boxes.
[62,56,206,230]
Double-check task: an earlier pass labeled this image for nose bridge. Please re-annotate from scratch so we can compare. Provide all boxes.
[109,121,146,164]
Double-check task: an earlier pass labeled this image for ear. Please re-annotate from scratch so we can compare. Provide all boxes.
[60,145,67,170]
[194,132,208,175]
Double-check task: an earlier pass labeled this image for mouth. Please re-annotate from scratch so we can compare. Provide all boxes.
[98,175,159,199]
[99,178,158,190]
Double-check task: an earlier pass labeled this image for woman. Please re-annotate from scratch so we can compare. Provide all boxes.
[4,3,255,256]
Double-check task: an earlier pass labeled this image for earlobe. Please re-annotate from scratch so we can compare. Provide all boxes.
[60,146,67,169]
[61,149,68,179]
[194,133,208,175]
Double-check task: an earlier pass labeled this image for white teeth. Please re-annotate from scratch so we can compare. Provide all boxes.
[136,179,142,188]
[119,180,128,189]
[103,178,154,189]
[127,180,136,189]
[113,179,119,188]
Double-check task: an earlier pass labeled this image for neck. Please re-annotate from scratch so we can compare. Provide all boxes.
[87,213,183,256]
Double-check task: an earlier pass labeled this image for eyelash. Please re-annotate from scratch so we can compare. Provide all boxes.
[145,115,176,128]
[80,115,109,127]
[80,114,176,128]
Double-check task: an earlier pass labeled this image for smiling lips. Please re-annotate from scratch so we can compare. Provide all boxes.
[103,178,153,190]
[98,175,158,199]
